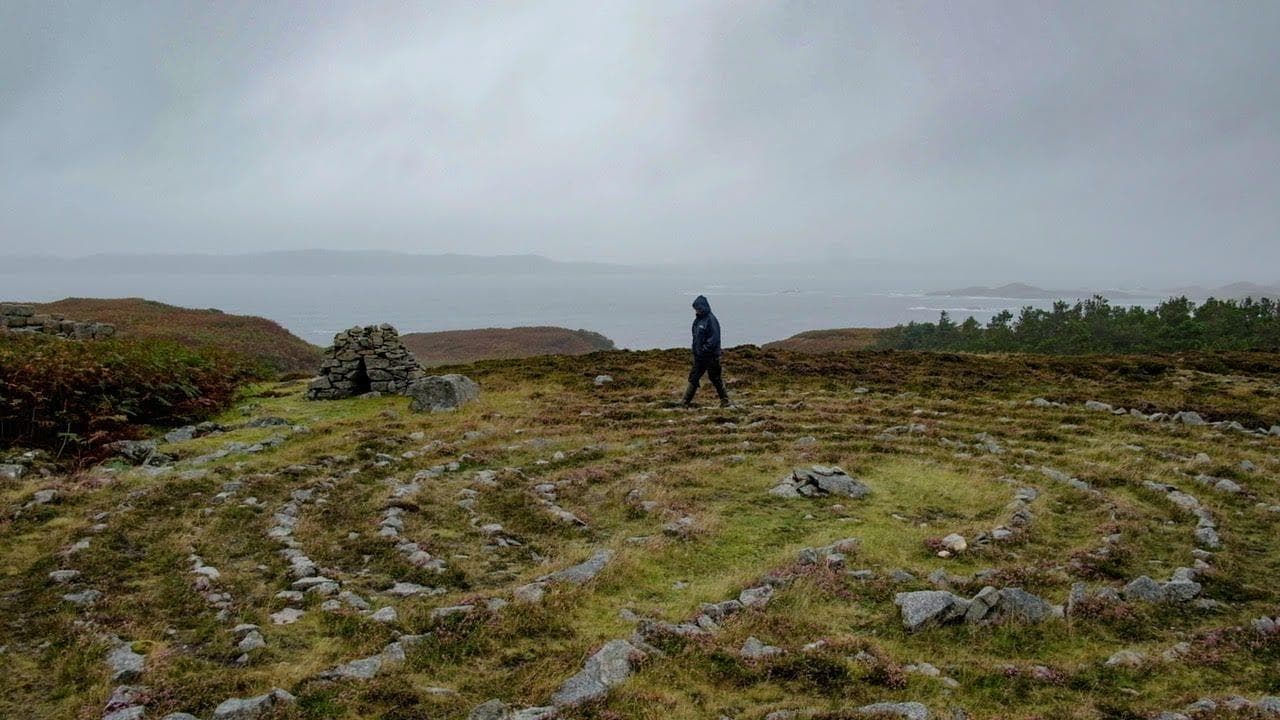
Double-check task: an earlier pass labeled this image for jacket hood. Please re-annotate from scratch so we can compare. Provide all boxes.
[692,295,711,314]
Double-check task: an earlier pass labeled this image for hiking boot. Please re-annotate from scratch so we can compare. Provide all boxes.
[681,382,697,407]
[711,378,732,408]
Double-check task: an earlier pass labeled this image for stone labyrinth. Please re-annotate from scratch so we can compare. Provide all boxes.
[2,349,1279,720]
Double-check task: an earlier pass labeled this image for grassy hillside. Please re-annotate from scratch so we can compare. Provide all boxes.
[32,298,321,374]
[3,348,1280,719]
[402,326,615,365]
[764,327,884,353]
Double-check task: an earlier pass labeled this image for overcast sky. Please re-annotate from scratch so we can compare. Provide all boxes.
[2,1,1278,284]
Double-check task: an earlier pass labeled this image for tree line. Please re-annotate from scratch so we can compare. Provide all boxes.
[874,296,1280,353]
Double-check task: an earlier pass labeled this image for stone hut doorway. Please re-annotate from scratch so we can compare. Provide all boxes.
[351,358,372,395]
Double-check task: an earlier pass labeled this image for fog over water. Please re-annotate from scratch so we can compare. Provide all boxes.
[1,267,1174,349]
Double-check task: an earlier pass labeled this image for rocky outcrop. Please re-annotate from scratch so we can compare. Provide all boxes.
[0,303,115,339]
[211,688,296,720]
[769,466,870,499]
[307,324,425,399]
[550,639,645,706]
[539,548,613,585]
[1121,567,1203,603]
[894,587,1061,631]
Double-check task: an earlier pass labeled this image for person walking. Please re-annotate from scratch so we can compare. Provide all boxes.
[683,295,732,407]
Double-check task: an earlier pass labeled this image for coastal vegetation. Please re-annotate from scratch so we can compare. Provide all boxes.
[875,296,1280,354]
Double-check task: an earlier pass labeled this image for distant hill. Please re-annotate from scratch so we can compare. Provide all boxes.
[1169,281,1280,299]
[763,327,884,353]
[31,298,321,374]
[929,281,1280,301]
[927,282,1051,298]
[401,326,616,365]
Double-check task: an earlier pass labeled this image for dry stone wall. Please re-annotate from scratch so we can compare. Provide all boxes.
[306,324,424,400]
[0,303,116,339]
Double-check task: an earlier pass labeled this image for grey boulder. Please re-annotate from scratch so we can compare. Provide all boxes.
[106,642,146,682]
[894,591,962,631]
[541,549,613,584]
[550,639,644,707]
[1122,576,1166,602]
[993,587,1058,623]
[212,688,296,720]
[740,636,782,660]
[407,375,480,413]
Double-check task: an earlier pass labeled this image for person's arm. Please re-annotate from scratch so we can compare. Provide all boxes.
[701,317,721,355]
[692,319,706,354]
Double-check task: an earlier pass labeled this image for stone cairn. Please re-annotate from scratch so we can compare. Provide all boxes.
[0,303,115,339]
[306,324,425,400]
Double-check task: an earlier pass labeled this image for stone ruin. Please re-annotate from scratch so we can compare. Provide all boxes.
[306,324,425,400]
[1,303,116,340]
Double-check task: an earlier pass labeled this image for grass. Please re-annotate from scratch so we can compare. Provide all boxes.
[763,328,885,353]
[1,348,1278,719]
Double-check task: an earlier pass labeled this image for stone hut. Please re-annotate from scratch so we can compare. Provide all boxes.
[306,324,424,400]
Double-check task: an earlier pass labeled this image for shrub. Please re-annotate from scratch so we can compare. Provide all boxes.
[0,334,260,459]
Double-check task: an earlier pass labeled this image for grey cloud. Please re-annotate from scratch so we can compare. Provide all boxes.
[1,1,1278,286]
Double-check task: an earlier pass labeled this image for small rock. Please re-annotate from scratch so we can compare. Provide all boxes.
[30,488,58,505]
[211,688,296,720]
[1174,411,1206,426]
[0,463,26,480]
[63,589,102,606]
[370,606,398,623]
[541,549,613,584]
[270,608,305,625]
[550,639,644,707]
[237,631,266,652]
[740,636,782,660]
[738,585,774,608]
[1105,649,1145,667]
[386,582,440,597]
[856,702,930,720]
[431,605,474,620]
[514,583,546,604]
[895,591,961,631]
[1194,526,1222,549]
[993,587,1057,623]
[320,655,383,680]
[105,638,145,676]
[941,534,966,553]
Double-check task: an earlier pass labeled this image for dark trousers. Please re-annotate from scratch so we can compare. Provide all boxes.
[687,354,729,400]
